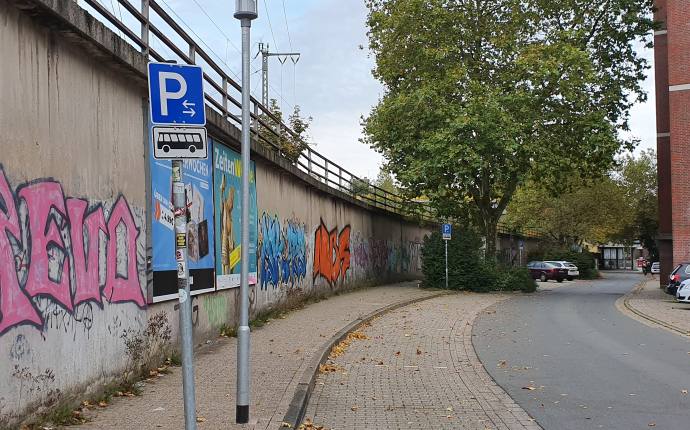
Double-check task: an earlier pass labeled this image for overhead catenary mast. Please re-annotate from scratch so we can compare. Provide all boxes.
[256,42,300,108]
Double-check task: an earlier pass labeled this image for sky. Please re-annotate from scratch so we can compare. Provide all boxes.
[93,0,657,178]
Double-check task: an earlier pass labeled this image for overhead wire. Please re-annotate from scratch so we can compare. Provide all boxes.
[281,0,293,51]
[263,0,279,51]
[281,0,297,108]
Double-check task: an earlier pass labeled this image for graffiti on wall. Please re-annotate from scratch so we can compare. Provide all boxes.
[258,213,307,290]
[0,167,145,336]
[313,219,351,286]
[351,232,422,275]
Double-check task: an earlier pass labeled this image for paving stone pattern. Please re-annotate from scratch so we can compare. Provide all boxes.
[306,293,541,430]
[79,283,438,430]
[626,277,690,334]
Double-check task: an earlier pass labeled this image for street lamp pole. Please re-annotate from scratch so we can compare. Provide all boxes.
[234,0,257,424]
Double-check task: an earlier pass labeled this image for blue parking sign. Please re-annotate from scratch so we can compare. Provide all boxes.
[442,223,452,240]
[148,62,206,125]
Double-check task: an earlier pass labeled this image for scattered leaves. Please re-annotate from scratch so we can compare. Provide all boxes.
[98,401,108,408]
[298,418,327,430]
[329,329,369,359]
[319,363,343,373]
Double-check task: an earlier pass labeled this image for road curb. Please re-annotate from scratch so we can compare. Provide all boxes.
[619,280,690,338]
[279,289,451,429]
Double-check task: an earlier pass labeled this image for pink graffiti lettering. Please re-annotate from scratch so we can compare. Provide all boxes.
[0,167,145,336]
[104,196,145,307]
[0,171,42,334]
[67,199,107,307]
[19,182,73,312]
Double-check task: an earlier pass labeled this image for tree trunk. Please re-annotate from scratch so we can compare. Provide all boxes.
[484,217,498,261]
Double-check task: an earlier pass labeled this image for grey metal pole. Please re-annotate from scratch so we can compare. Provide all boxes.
[172,160,197,430]
[234,1,257,424]
[445,240,449,289]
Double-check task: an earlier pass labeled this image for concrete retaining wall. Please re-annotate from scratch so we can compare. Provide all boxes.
[0,0,428,425]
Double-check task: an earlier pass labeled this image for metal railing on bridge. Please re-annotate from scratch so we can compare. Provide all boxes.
[80,0,437,222]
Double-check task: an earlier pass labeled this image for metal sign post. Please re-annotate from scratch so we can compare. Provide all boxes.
[234,0,258,424]
[172,161,197,430]
[148,60,208,430]
[442,223,452,289]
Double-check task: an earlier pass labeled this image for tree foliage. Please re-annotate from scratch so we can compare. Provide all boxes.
[258,99,312,162]
[504,150,658,251]
[363,0,655,258]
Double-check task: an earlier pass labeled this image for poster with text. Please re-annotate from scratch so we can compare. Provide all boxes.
[213,140,258,289]
[150,139,215,300]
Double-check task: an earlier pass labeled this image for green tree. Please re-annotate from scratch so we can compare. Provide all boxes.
[614,149,658,258]
[363,0,655,258]
[504,150,658,253]
[374,169,398,194]
[504,178,628,246]
[258,99,312,162]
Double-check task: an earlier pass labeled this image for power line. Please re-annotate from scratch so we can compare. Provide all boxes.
[263,0,279,51]
[281,0,293,51]
[189,0,242,56]
[158,0,242,81]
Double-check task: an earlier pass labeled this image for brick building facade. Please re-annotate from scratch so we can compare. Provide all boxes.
[654,0,690,282]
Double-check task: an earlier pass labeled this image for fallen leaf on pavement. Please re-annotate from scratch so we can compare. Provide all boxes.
[395,351,401,356]
[522,386,536,391]
[319,363,342,373]
[98,401,108,407]
[416,347,422,355]
[280,422,292,428]
[648,423,656,427]
[196,417,206,423]
[351,405,359,411]
[497,360,507,368]
[682,389,688,395]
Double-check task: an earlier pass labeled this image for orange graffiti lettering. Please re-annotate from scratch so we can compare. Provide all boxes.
[312,219,350,285]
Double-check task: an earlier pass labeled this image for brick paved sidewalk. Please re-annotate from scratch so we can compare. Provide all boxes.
[305,293,541,430]
[623,277,690,335]
[78,283,439,430]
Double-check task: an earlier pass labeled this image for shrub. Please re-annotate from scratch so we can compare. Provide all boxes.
[422,228,485,290]
[421,228,536,293]
[494,266,537,293]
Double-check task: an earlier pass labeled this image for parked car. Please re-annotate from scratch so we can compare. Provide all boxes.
[651,262,660,274]
[676,279,690,303]
[527,261,568,282]
[545,261,579,281]
[666,263,690,295]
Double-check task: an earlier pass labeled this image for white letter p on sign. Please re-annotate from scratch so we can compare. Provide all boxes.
[159,72,187,116]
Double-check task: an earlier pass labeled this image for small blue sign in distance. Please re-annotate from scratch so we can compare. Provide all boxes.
[442,223,452,240]
[148,62,206,126]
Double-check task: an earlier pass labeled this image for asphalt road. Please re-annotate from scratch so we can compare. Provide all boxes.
[473,271,690,430]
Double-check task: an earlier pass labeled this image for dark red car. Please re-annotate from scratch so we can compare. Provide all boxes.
[527,261,568,283]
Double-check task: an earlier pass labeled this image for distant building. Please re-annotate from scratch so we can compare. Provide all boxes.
[597,243,645,271]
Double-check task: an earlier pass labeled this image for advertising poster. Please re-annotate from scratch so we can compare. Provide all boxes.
[150,138,215,301]
[213,140,258,289]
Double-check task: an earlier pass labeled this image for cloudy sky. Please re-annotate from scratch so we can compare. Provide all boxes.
[95,0,657,178]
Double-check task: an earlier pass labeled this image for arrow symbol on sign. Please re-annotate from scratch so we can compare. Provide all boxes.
[182,99,195,116]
